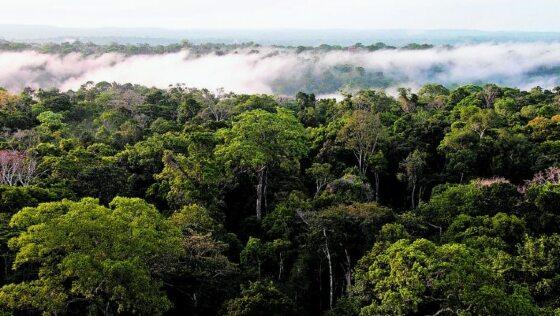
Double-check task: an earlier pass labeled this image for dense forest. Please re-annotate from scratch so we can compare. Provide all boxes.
[0,82,559,315]
[0,39,422,56]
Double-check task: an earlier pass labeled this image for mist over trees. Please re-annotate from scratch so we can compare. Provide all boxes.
[3,40,560,95]
[0,81,559,315]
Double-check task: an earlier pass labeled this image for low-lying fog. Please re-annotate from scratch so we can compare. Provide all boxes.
[2,42,560,95]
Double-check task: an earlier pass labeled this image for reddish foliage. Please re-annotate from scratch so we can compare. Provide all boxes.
[0,150,37,186]
[518,167,560,193]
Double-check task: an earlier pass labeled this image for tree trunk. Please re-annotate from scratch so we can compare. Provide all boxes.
[264,168,268,211]
[411,182,416,209]
[278,252,284,280]
[104,301,113,316]
[193,293,198,316]
[318,261,323,311]
[256,166,266,220]
[357,150,366,175]
[344,248,352,294]
[374,172,380,202]
[323,228,333,310]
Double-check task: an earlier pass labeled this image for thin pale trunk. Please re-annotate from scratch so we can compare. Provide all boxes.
[318,261,323,311]
[356,150,366,175]
[374,172,380,202]
[104,301,112,316]
[278,252,284,280]
[256,167,266,220]
[344,248,352,294]
[323,228,333,310]
[255,188,262,220]
[264,168,268,211]
[358,152,363,174]
[427,222,443,239]
[411,182,416,209]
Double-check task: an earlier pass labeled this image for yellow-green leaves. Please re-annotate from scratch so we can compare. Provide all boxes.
[1,197,183,315]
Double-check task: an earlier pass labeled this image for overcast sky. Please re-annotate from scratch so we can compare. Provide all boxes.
[2,0,560,31]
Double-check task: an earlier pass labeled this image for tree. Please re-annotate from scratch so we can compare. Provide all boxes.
[352,239,538,315]
[38,144,128,203]
[0,197,184,315]
[203,97,234,122]
[157,129,227,209]
[516,234,560,310]
[399,150,427,208]
[523,182,560,233]
[480,84,502,108]
[0,150,37,186]
[35,88,73,112]
[37,110,65,132]
[306,162,333,197]
[468,108,499,139]
[0,185,59,286]
[417,83,449,109]
[444,213,526,251]
[368,151,387,202]
[240,237,289,280]
[419,180,520,228]
[168,204,239,314]
[234,95,278,114]
[304,202,394,310]
[337,109,386,175]
[438,106,501,182]
[224,280,298,316]
[216,108,308,220]
[397,87,418,112]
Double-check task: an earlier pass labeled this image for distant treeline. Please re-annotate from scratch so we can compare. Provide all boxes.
[0,39,435,56]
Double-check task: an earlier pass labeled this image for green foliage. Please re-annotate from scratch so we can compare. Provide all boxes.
[37,110,65,131]
[155,130,227,210]
[420,180,520,227]
[444,213,526,250]
[0,185,58,214]
[0,81,558,315]
[0,197,183,315]
[337,109,386,174]
[352,239,539,315]
[168,204,239,314]
[516,234,560,309]
[216,108,308,171]
[224,280,298,316]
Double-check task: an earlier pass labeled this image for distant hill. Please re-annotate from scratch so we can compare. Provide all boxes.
[1,24,560,46]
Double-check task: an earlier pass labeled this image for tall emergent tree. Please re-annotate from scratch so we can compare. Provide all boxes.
[337,109,386,175]
[216,108,308,220]
[399,149,427,209]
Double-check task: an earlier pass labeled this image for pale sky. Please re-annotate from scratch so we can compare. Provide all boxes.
[2,0,560,31]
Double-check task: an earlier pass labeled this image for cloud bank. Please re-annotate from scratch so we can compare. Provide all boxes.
[1,43,560,95]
